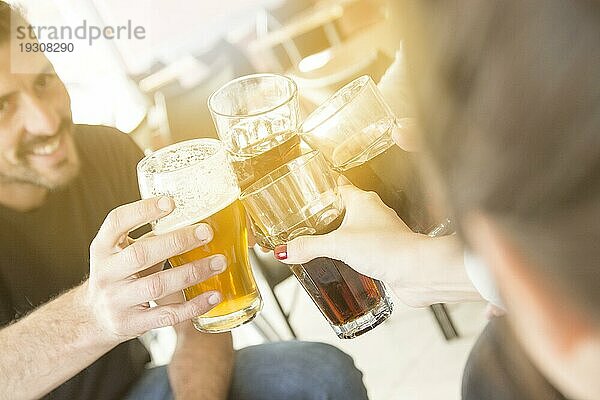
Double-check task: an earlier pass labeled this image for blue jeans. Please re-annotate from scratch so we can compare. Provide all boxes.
[125,341,369,400]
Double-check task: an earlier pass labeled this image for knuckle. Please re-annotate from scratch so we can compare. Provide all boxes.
[383,205,397,218]
[106,208,122,232]
[186,263,203,285]
[108,312,137,337]
[188,298,209,317]
[363,191,380,201]
[124,243,147,267]
[89,271,108,289]
[89,237,101,255]
[168,232,190,255]
[157,309,179,327]
[292,237,308,256]
[173,265,200,290]
[137,200,156,220]
[146,276,165,300]
[117,320,134,336]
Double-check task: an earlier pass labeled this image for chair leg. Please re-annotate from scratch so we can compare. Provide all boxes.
[287,284,300,317]
[272,290,298,339]
[252,314,283,342]
[429,303,460,340]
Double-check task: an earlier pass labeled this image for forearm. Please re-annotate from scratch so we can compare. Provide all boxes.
[0,282,116,400]
[390,235,482,306]
[168,324,233,400]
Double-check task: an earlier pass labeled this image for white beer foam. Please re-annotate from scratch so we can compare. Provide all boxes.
[138,139,241,235]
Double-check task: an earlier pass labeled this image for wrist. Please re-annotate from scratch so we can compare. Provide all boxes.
[78,280,124,348]
[380,232,435,307]
[387,233,455,306]
[392,234,481,305]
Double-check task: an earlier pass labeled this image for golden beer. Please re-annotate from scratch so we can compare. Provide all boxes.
[169,199,260,332]
[137,138,262,333]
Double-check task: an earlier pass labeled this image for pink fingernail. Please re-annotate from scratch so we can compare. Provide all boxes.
[274,245,288,260]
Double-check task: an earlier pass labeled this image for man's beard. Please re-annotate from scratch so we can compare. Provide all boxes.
[0,120,80,190]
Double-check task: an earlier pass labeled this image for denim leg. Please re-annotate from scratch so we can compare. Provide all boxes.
[462,318,568,400]
[228,341,369,400]
[125,341,367,400]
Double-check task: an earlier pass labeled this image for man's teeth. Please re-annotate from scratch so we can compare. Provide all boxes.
[31,136,61,156]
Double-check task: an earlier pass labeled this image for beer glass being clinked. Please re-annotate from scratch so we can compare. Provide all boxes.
[208,74,304,247]
[301,75,441,233]
[208,73,303,191]
[240,151,393,339]
[137,139,262,333]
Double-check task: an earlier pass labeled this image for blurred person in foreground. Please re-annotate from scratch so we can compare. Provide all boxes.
[0,3,368,400]
[276,1,600,399]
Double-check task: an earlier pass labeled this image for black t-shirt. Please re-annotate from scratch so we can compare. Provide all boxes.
[0,125,151,400]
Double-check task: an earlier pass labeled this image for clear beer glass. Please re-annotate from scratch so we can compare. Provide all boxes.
[301,75,439,233]
[208,73,303,190]
[137,138,262,333]
[208,74,304,246]
[240,151,393,339]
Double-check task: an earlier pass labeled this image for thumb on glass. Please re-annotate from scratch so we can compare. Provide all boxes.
[274,233,335,264]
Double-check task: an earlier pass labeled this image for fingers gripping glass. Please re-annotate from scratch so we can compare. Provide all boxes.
[137,139,262,333]
[240,151,393,339]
